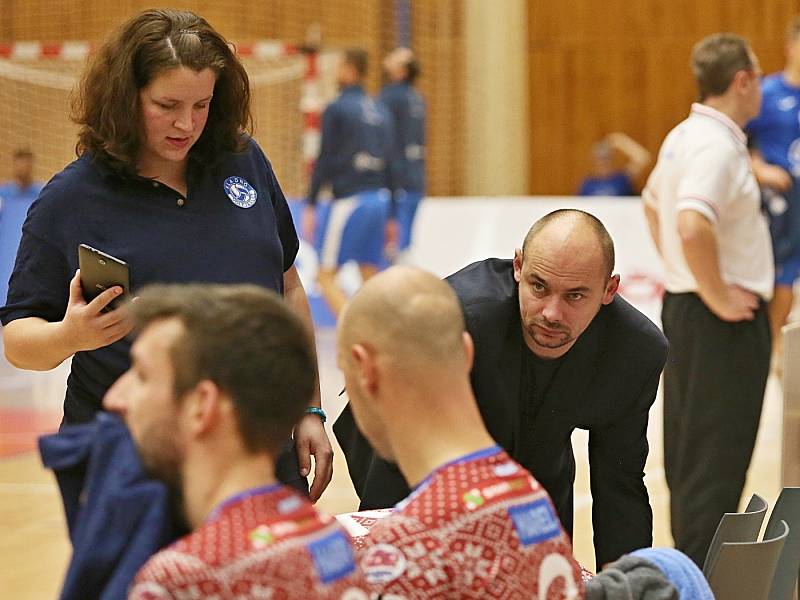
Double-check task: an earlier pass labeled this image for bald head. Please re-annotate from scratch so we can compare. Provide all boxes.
[339,266,467,373]
[522,210,615,278]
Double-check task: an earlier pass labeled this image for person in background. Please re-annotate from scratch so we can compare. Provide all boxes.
[644,33,772,566]
[380,48,425,257]
[0,148,43,306]
[579,132,651,196]
[303,48,397,316]
[747,16,800,365]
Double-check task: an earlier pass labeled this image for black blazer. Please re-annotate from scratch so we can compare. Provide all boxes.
[334,258,669,568]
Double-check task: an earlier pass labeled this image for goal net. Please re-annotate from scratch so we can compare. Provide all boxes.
[0,42,340,199]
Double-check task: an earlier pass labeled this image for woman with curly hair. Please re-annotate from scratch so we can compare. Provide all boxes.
[0,8,332,500]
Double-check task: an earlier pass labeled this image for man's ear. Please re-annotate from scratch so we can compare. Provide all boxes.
[602,274,620,305]
[513,248,524,283]
[462,331,475,372]
[351,343,379,397]
[184,380,222,437]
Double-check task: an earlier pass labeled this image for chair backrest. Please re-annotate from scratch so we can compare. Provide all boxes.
[767,488,800,600]
[703,493,769,575]
[707,520,788,600]
[784,323,800,487]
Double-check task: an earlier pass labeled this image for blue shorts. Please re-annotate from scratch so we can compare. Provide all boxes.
[776,250,800,287]
[316,189,390,269]
[396,190,424,251]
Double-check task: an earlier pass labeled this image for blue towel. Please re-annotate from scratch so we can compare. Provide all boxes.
[39,412,181,600]
[631,547,714,600]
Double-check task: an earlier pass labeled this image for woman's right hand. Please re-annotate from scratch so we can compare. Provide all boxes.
[61,270,134,352]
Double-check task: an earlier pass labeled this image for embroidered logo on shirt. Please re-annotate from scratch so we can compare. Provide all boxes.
[508,498,561,546]
[224,176,257,208]
[361,543,407,584]
[308,530,356,584]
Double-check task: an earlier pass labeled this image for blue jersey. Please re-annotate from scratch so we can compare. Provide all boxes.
[0,180,43,304]
[578,171,634,196]
[307,85,396,204]
[747,73,800,175]
[0,137,298,423]
[379,82,425,193]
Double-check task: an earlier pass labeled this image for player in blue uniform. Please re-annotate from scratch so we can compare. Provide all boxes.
[303,48,396,317]
[747,17,800,360]
[578,132,651,196]
[0,149,43,306]
[380,48,425,256]
[0,9,332,500]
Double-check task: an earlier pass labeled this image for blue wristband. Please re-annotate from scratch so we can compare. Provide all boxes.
[304,407,327,423]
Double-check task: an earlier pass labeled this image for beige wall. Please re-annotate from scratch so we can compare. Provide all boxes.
[464,0,530,196]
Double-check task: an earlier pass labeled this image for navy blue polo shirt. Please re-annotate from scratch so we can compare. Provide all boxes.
[0,137,299,423]
[307,85,396,204]
[379,82,425,193]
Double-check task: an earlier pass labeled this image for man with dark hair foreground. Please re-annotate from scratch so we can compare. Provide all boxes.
[336,209,669,568]
[103,284,367,599]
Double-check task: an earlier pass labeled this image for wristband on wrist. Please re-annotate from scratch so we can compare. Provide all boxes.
[304,406,327,423]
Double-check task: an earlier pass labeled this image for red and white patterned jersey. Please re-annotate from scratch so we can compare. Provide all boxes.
[359,446,585,599]
[129,484,369,599]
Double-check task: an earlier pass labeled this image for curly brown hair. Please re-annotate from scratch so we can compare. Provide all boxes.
[72,9,252,176]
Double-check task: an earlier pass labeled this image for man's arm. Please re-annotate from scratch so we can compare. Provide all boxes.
[588,360,661,568]
[750,148,792,192]
[283,265,333,502]
[643,202,661,257]
[677,210,759,322]
[607,132,651,179]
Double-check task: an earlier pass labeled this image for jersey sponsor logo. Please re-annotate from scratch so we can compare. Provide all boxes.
[361,543,407,584]
[492,461,520,477]
[224,176,258,208]
[277,495,303,514]
[463,489,486,510]
[309,530,357,584]
[249,525,275,549]
[508,498,562,546]
[463,475,532,511]
[779,96,798,111]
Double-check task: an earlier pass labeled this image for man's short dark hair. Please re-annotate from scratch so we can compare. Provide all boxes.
[344,47,369,78]
[130,284,316,456]
[522,209,615,279]
[691,33,753,101]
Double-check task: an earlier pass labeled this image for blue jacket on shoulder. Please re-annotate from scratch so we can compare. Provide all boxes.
[39,413,180,600]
